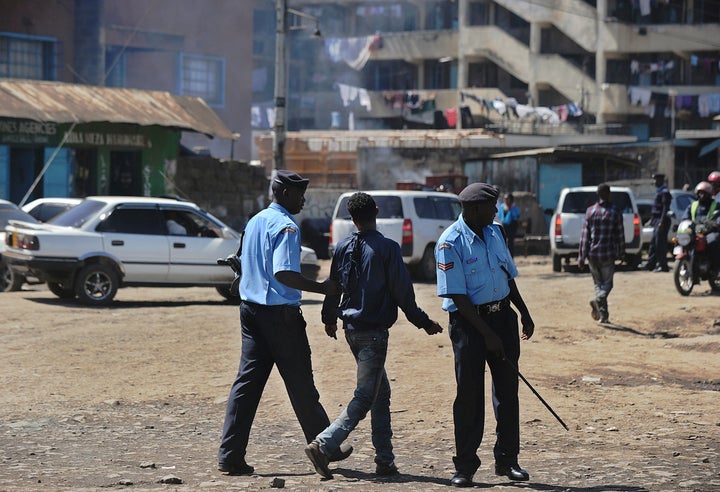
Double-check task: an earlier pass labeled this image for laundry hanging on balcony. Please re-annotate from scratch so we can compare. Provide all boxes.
[324,35,381,70]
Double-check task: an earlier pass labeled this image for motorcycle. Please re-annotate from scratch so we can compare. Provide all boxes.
[672,219,720,295]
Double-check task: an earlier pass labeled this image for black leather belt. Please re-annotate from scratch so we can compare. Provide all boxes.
[476,297,510,314]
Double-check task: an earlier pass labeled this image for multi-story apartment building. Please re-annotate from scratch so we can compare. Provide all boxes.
[251,0,720,188]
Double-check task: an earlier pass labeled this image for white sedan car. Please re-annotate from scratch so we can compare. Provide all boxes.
[4,196,319,305]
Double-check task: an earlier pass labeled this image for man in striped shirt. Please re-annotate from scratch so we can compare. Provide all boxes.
[578,184,625,324]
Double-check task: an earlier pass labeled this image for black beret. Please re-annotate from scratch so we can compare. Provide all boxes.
[652,173,665,180]
[274,169,309,190]
[458,182,499,203]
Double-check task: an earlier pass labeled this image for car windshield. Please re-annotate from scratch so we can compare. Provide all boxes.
[0,206,40,228]
[49,199,106,228]
[561,191,634,214]
[336,195,404,220]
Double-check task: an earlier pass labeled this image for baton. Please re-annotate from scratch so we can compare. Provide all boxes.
[505,359,569,431]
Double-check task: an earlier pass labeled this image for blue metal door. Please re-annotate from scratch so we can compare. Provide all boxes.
[538,163,582,228]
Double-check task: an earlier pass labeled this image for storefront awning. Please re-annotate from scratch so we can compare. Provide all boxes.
[0,79,235,139]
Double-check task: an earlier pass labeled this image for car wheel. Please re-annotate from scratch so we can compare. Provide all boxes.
[0,259,24,292]
[74,263,119,306]
[625,253,642,270]
[552,254,561,272]
[48,282,76,299]
[418,244,436,281]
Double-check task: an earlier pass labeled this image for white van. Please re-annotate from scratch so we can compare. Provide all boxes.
[330,190,461,280]
[550,186,643,272]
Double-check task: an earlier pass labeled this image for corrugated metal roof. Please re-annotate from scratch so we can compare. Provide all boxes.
[0,79,234,139]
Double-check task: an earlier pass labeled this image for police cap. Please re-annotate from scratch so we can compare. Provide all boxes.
[458,182,499,203]
[274,169,309,190]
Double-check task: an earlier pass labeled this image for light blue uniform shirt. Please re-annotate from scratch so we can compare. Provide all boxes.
[240,202,303,306]
[435,215,518,312]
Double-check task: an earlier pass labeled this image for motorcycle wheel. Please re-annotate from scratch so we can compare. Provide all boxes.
[673,257,694,296]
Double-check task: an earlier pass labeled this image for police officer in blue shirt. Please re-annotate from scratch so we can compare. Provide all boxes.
[435,182,535,488]
[218,170,350,475]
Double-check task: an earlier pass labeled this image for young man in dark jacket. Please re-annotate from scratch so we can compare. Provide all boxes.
[305,192,443,479]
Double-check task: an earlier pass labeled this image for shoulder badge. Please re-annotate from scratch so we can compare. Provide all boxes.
[438,262,454,271]
[438,242,452,250]
[281,227,297,234]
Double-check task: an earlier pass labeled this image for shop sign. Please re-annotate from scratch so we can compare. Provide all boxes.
[0,119,148,148]
[0,120,57,145]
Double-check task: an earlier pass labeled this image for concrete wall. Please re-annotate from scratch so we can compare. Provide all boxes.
[170,157,268,233]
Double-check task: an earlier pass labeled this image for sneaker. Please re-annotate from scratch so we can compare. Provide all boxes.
[327,442,353,462]
[218,461,254,475]
[589,300,600,321]
[376,461,399,476]
[598,317,610,324]
[305,441,332,479]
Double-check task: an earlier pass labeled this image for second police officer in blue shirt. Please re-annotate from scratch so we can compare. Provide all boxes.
[435,182,535,488]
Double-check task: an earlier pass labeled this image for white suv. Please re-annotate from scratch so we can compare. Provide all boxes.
[330,190,461,280]
[4,196,318,305]
[550,186,643,272]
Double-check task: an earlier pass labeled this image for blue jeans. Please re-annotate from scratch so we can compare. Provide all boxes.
[588,258,615,320]
[316,328,394,465]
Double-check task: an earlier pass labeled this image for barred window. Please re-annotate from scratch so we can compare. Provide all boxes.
[179,54,225,107]
[0,33,58,80]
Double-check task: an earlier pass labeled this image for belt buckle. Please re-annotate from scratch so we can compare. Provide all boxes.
[488,301,501,313]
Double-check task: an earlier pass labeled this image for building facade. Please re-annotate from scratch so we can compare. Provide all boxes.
[0,0,253,160]
[251,0,720,186]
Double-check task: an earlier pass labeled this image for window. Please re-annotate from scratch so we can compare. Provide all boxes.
[161,208,221,237]
[0,33,58,80]
[96,208,163,235]
[179,53,225,107]
[105,47,126,87]
[414,197,462,220]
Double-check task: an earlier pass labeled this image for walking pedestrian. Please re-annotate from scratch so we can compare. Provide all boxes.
[577,183,625,324]
[217,170,352,475]
[305,192,443,479]
[642,173,672,272]
[435,182,535,488]
[497,193,521,257]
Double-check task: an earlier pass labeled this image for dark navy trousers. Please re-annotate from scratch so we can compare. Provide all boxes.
[218,301,330,467]
[449,306,521,476]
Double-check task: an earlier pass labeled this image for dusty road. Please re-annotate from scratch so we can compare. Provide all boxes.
[1,256,718,491]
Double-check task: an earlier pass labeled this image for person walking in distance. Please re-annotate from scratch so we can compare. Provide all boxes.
[578,183,625,324]
[642,173,672,272]
[497,193,521,257]
[435,182,535,488]
[305,192,443,479]
[217,170,352,475]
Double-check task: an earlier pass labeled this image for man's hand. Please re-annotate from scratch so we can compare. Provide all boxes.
[577,258,585,271]
[324,323,338,339]
[423,320,443,335]
[321,278,343,296]
[485,332,505,359]
[521,312,535,340]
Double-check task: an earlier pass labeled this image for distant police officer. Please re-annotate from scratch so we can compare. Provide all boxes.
[218,170,350,475]
[643,173,672,272]
[435,182,535,488]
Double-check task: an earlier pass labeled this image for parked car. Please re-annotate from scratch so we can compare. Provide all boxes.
[330,190,462,281]
[636,190,695,249]
[549,186,643,272]
[1,199,42,292]
[3,196,319,305]
[22,197,82,222]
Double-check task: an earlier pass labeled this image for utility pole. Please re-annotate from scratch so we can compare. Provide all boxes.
[456,0,466,130]
[273,0,288,171]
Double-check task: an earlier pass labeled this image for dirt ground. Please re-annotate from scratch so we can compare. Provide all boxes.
[1,256,719,492]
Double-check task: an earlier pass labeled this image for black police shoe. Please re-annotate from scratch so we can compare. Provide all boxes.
[495,463,529,481]
[450,472,473,487]
[218,460,254,475]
